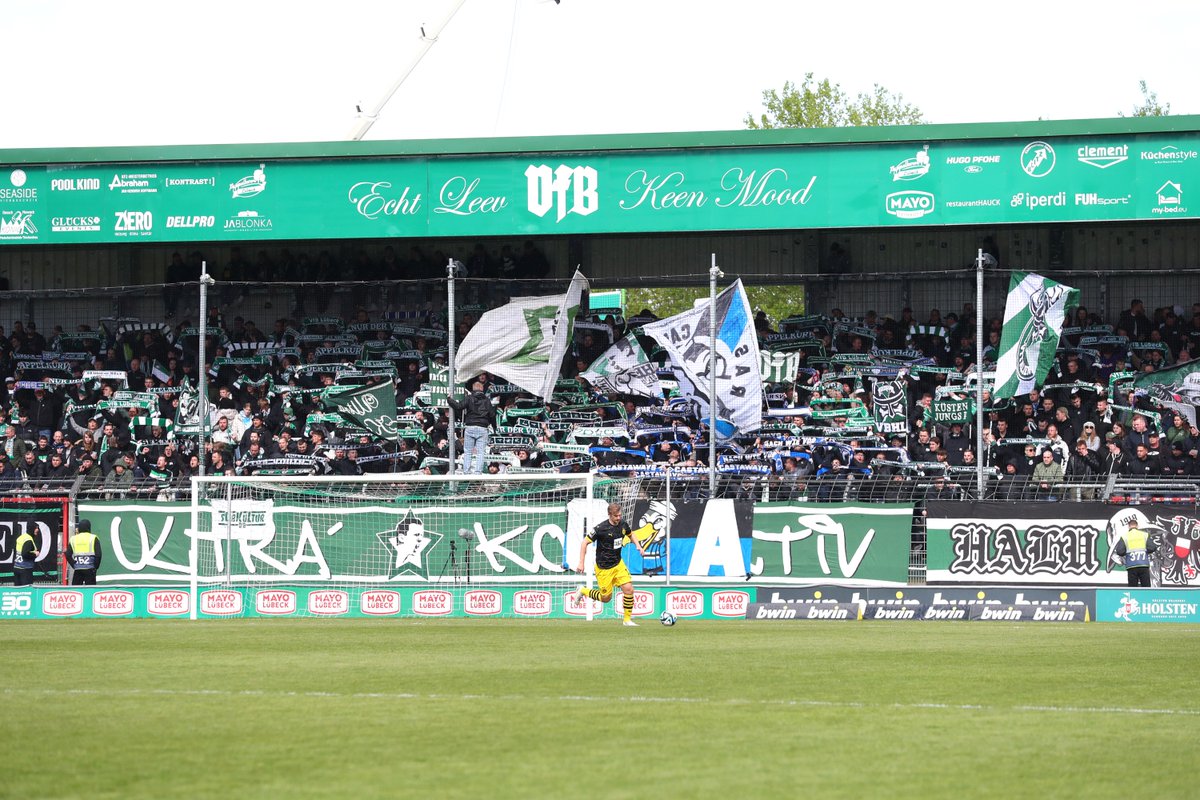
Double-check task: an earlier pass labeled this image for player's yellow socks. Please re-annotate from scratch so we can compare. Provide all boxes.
[579,588,604,602]
[623,594,634,621]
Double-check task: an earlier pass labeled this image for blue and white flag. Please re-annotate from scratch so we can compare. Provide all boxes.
[642,279,762,439]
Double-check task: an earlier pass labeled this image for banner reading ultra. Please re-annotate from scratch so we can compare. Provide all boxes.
[750,503,913,584]
[82,501,576,584]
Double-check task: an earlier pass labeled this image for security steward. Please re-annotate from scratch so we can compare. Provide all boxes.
[1113,523,1157,587]
[65,518,102,586]
[12,526,38,586]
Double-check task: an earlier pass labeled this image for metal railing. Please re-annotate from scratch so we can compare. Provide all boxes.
[5,473,1196,587]
[4,472,1191,506]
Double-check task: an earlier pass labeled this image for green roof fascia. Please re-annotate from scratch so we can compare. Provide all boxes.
[3,115,1199,166]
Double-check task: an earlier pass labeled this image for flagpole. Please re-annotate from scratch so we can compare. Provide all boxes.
[446,260,458,476]
[198,260,213,479]
[709,255,722,499]
[975,248,985,500]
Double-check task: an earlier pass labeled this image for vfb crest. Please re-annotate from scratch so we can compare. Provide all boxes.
[1016,284,1065,381]
[525,165,598,222]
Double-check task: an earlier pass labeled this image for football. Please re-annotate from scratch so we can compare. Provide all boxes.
[659,611,677,627]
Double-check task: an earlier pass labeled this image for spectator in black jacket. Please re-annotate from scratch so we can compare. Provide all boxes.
[942,423,970,465]
[1163,441,1195,477]
[1102,436,1126,475]
[1067,439,1100,477]
[1117,299,1153,341]
[99,437,125,475]
[1122,415,1152,456]
[907,429,932,462]
[447,381,495,474]
[18,450,47,484]
[1123,444,1162,478]
[44,452,70,481]
[12,409,36,442]
[328,448,362,476]
[1066,439,1101,500]
[0,457,21,487]
[397,362,424,403]
[239,416,271,453]
[1016,443,1039,476]
[25,387,60,438]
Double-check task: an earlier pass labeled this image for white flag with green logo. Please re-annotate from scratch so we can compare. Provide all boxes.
[455,270,588,399]
[760,349,801,385]
[580,333,661,398]
[994,272,1079,400]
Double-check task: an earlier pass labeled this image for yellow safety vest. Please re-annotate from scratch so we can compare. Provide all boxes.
[70,532,98,570]
[13,531,36,570]
[1124,528,1150,568]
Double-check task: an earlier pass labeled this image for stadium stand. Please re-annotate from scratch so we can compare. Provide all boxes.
[2,241,1199,516]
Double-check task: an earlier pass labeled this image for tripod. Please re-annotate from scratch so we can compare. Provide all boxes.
[434,540,458,585]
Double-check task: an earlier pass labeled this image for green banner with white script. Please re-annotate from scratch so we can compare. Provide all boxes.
[2,132,1197,244]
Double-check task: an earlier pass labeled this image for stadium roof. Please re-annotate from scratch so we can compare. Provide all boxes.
[3,115,1198,165]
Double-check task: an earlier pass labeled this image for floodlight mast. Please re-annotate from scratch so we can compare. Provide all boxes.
[347,0,470,141]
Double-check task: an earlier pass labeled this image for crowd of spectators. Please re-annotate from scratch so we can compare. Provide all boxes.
[4,244,1200,503]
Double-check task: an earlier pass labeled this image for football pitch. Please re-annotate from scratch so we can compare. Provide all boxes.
[5,619,1196,799]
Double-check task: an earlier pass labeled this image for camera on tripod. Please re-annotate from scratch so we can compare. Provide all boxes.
[437,529,475,584]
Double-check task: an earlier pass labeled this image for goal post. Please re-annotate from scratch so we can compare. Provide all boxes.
[187,472,635,619]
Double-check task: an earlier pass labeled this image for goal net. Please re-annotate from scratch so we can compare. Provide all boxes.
[188,473,634,619]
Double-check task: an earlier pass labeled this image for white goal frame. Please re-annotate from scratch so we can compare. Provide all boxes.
[188,471,608,620]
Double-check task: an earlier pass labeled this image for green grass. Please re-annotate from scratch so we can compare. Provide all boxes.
[4,620,1197,799]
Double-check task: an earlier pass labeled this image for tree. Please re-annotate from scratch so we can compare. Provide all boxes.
[1120,80,1170,117]
[745,72,925,129]
[625,285,804,326]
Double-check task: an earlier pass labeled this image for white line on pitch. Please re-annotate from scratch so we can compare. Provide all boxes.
[5,687,1198,717]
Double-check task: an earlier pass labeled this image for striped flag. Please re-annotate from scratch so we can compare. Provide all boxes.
[994,272,1078,400]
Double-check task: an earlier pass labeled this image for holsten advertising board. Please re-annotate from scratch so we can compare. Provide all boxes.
[926,502,1200,586]
[0,586,751,621]
[1,131,1197,245]
[1097,589,1200,623]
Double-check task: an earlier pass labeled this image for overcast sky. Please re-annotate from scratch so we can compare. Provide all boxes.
[4,0,1198,150]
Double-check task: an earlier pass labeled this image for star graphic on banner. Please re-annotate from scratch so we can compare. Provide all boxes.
[375,510,443,579]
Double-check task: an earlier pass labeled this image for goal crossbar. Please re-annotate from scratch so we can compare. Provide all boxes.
[186,472,620,620]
